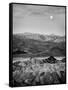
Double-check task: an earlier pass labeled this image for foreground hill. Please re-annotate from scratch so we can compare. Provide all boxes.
[12,57,66,86]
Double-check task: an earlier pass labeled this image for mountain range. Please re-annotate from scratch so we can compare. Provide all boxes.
[13,32,66,57]
[14,32,65,43]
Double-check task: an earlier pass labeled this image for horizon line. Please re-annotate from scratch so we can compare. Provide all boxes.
[13,32,65,36]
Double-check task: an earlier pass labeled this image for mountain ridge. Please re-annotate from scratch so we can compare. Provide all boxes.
[13,32,65,43]
[13,33,66,57]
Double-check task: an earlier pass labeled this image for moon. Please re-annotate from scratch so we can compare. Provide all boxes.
[50,15,53,20]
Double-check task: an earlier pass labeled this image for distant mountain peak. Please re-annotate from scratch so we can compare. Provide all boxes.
[24,32,32,35]
[49,34,56,36]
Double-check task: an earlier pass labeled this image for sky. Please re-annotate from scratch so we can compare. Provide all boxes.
[13,4,65,36]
